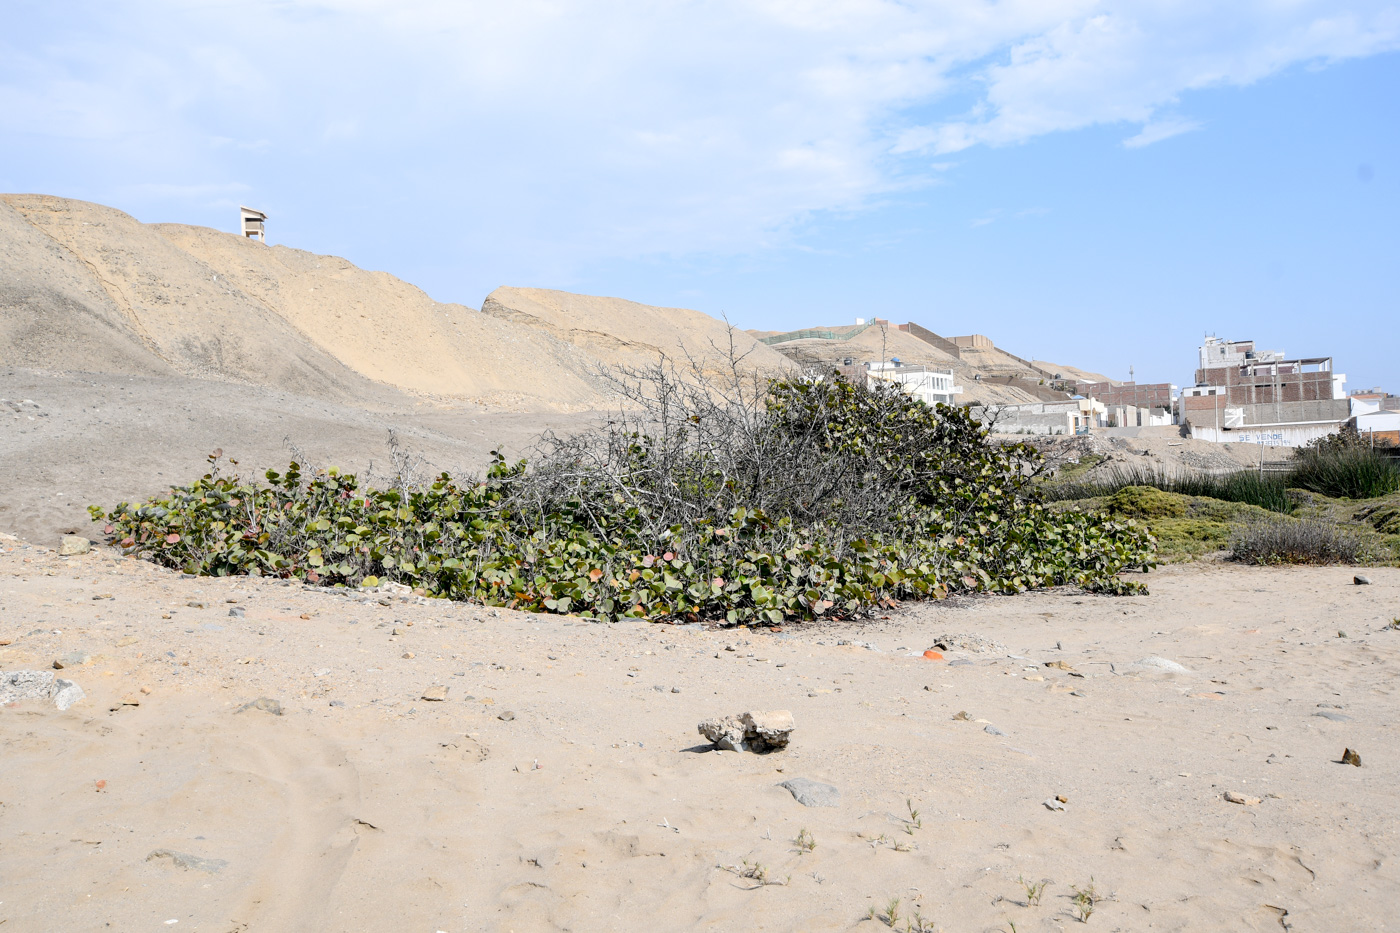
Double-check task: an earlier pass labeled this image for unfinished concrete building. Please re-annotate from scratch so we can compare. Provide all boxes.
[1181,336,1348,445]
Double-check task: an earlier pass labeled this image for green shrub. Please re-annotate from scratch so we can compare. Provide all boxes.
[1230,518,1365,565]
[1289,447,1400,500]
[1108,485,1187,520]
[91,373,1156,622]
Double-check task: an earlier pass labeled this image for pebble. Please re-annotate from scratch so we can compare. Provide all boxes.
[952,711,970,721]
[52,650,92,670]
[1043,797,1066,811]
[671,686,681,694]
[1224,790,1261,806]
[421,684,449,701]
[1124,656,1192,675]
[778,777,840,808]
[57,535,91,556]
[984,725,1008,737]
[1342,748,1362,767]
[228,607,245,618]
[1355,575,1371,585]
[146,849,228,873]
[236,697,283,716]
[1314,711,1351,722]
[498,710,516,721]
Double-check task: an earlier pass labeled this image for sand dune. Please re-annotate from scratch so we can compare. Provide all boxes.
[1,196,792,410]
[483,286,796,375]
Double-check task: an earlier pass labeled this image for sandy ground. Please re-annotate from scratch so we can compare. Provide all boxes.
[2,540,1396,932]
[0,369,602,547]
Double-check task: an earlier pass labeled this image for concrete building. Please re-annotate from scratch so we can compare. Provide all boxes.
[1350,388,1400,411]
[1079,381,1176,410]
[1181,336,1349,446]
[240,206,267,242]
[864,361,963,407]
[972,398,1107,435]
[1349,397,1400,446]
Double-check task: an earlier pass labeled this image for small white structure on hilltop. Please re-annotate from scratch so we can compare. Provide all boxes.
[240,206,267,242]
[865,361,963,407]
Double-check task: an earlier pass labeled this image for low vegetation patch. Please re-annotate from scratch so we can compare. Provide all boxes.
[91,365,1155,623]
[1230,518,1366,566]
[1043,465,1291,514]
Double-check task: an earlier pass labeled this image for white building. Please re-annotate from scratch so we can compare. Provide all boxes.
[865,362,963,407]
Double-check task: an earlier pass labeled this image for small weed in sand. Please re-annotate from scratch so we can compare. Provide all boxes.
[722,859,789,887]
[1018,876,1050,906]
[1071,879,1101,922]
[794,828,817,854]
[869,897,937,931]
[904,799,923,834]
[1388,618,1400,631]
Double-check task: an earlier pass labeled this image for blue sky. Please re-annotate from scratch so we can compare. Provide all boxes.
[3,1,1397,390]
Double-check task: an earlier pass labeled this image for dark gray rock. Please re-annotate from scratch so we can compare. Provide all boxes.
[1355,575,1371,585]
[779,777,840,808]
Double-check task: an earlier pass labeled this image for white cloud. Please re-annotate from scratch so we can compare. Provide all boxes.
[3,0,1399,268]
[1123,116,1203,148]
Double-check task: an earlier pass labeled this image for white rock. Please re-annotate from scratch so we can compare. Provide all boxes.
[699,709,794,752]
[1124,656,1192,675]
[0,670,85,710]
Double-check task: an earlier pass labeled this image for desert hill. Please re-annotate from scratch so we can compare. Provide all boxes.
[1033,359,1118,386]
[482,287,793,375]
[0,196,790,410]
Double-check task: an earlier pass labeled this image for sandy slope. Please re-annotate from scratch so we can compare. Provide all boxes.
[0,370,601,547]
[151,226,607,405]
[1032,361,1119,386]
[2,195,385,403]
[1,545,1396,932]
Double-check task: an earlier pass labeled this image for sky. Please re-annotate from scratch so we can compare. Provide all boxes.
[3,1,1398,391]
